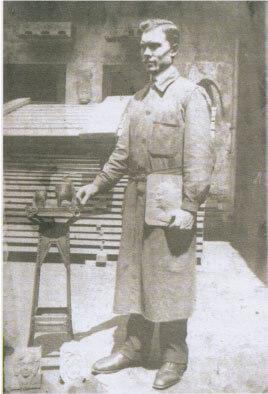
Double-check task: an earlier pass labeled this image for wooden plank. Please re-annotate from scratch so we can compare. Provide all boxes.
[35,317,67,323]
[9,207,123,215]
[4,201,123,210]
[3,171,99,175]
[4,122,82,128]
[5,231,122,240]
[4,163,100,170]
[4,153,99,159]
[4,129,82,137]
[4,176,84,181]
[4,169,100,175]
[4,224,39,231]
[3,194,125,203]
[3,198,124,208]
[4,156,100,163]
[3,192,65,197]
[3,170,97,176]
[4,159,100,165]
[7,108,95,113]
[35,314,67,322]
[5,216,122,226]
[3,181,101,187]
[3,98,31,116]
[5,117,88,123]
[4,207,123,214]
[70,226,122,233]
[4,186,125,195]
[5,111,96,119]
[5,237,121,247]
[4,224,123,233]
[7,246,119,255]
[4,208,123,218]
[3,201,124,211]
[4,161,98,166]
[34,325,68,333]
[4,157,100,163]
[4,166,100,171]
[10,103,94,108]
[3,175,127,186]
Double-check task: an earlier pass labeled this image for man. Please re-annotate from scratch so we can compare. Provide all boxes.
[77,19,214,390]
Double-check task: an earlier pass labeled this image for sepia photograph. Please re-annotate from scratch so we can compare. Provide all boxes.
[2,1,267,393]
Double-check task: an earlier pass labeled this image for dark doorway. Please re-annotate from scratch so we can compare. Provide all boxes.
[4,64,66,103]
[102,64,149,99]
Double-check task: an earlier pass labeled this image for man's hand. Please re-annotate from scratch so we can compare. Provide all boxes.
[76,184,99,205]
[168,208,195,230]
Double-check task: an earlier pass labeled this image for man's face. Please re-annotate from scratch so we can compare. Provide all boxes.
[140,27,177,75]
[14,354,39,382]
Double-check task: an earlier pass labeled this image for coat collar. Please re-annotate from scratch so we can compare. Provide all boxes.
[134,65,180,101]
[150,65,180,94]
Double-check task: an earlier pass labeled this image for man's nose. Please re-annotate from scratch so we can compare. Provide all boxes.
[143,47,152,56]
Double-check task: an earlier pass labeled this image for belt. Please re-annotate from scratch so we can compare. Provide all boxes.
[129,167,182,182]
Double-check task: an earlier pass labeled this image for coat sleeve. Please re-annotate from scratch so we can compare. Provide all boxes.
[181,86,215,213]
[92,106,130,192]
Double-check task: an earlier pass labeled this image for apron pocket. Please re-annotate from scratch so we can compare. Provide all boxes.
[148,122,181,158]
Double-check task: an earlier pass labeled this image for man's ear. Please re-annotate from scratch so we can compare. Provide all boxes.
[170,43,179,57]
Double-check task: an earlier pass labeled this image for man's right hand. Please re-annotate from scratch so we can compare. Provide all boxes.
[76,183,99,205]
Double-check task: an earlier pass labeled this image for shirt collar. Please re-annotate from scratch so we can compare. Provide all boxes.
[150,65,179,94]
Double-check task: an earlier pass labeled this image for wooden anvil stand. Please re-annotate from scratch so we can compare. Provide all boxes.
[26,204,80,347]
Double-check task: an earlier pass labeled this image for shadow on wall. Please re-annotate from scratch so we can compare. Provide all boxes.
[230,12,267,285]
[231,182,267,285]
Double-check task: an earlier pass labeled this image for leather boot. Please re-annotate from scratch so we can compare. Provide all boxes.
[152,362,187,390]
[91,352,141,375]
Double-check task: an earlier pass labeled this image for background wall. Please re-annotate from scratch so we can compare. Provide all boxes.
[4,1,247,102]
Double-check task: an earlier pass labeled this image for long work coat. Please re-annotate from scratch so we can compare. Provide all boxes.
[94,66,214,322]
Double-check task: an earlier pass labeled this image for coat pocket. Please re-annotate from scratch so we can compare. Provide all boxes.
[161,227,196,273]
[148,122,181,158]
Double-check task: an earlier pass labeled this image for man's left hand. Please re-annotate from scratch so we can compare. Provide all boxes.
[168,209,195,230]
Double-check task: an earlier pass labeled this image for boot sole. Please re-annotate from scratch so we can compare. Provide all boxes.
[92,363,141,375]
[92,368,122,375]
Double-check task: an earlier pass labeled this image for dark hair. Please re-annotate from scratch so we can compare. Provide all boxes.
[139,18,180,46]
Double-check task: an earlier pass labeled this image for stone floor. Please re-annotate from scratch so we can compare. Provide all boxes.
[3,241,268,393]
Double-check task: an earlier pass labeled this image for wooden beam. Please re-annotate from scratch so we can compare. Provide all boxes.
[3,98,31,116]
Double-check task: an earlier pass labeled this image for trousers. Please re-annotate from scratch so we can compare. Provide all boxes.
[120,314,188,364]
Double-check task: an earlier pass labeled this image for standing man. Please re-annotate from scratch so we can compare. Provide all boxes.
[77,19,214,390]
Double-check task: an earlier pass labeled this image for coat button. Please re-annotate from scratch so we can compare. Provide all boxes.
[146,110,151,115]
